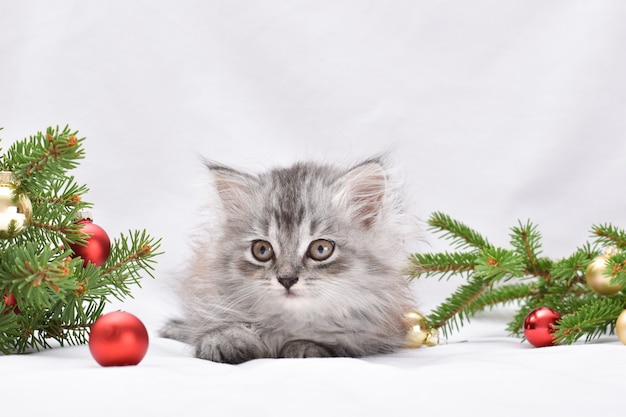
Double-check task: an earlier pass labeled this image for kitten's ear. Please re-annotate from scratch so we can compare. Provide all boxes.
[204,160,256,212]
[337,159,387,228]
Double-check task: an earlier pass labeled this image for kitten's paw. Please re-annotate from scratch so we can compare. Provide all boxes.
[195,324,267,364]
[159,319,194,344]
[279,340,333,358]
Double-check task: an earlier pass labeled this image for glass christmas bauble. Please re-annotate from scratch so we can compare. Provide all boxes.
[0,171,32,238]
[523,307,561,347]
[404,310,439,348]
[88,311,149,366]
[585,254,623,295]
[69,210,111,267]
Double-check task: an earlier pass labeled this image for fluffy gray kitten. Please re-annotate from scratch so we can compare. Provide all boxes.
[160,157,416,364]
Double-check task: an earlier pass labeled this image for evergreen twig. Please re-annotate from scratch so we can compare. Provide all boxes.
[0,126,162,354]
[428,211,491,251]
[409,212,626,345]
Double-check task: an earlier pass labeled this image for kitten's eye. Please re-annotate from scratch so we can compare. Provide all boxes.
[251,240,274,262]
[307,239,335,261]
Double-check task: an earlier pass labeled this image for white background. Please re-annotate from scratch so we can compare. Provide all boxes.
[2,2,626,416]
[2,0,626,323]
[2,1,625,328]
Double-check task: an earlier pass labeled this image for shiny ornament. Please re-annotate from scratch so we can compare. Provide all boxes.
[616,310,626,345]
[404,310,428,329]
[88,311,149,366]
[69,210,111,267]
[585,254,623,295]
[3,293,20,315]
[0,171,32,238]
[404,310,438,348]
[406,327,428,348]
[523,307,561,347]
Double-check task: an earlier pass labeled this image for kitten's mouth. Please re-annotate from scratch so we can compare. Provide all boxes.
[283,290,298,298]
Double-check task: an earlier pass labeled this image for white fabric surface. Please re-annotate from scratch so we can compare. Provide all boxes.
[1,1,626,416]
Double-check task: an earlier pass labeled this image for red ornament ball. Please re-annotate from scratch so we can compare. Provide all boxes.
[69,216,111,267]
[88,311,149,367]
[3,293,20,315]
[523,307,561,347]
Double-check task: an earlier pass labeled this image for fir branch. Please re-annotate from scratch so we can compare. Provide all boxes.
[510,220,548,277]
[94,230,162,301]
[592,224,626,250]
[0,126,163,354]
[427,276,491,337]
[3,126,85,186]
[475,247,526,281]
[407,251,477,280]
[28,175,89,206]
[468,282,536,313]
[550,244,599,286]
[553,297,624,344]
[428,212,491,251]
[0,244,80,309]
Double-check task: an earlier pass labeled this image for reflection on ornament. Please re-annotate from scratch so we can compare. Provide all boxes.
[616,310,626,345]
[0,171,32,238]
[523,307,561,347]
[404,310,438,348]
[585,253,623,296]
[406,327,427,348]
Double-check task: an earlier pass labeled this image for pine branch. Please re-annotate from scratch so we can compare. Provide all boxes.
[3,126,84,186]
[553,297,624,344]
[592,224,626,250]
[412,213,626,345]
[428,211,491,251]
[0,244,79,309]
[0,125,163,353]
[427,277,491,337]
[474,247,526,281]
[550,244,598,285]
[468,282,536,313]
[94,230,162,301]
[510,220,550,278]
[407,252,477,280]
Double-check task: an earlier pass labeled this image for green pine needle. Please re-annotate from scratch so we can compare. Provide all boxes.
[428,211,491,251]
[0,126,162,354]
[553,297,624,344]
[592,224,626,250]
[427,277,491,337]
[407,251,477,280]
[413,213,626,346]
[510,220,544,275]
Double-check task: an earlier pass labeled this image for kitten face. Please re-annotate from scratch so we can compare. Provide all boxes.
[208,159,402,318]
[224,168,353,314]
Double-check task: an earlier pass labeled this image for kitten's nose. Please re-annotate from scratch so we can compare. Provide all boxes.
[278,277,299,290]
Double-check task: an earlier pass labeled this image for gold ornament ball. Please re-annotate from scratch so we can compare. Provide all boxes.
[0,171,32,238]
[616,310,626,345]
[403,310,439,348]
[404,310,428,329]
[406,326,428,348]
[585,255,623,296]
[424,328,439,346]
